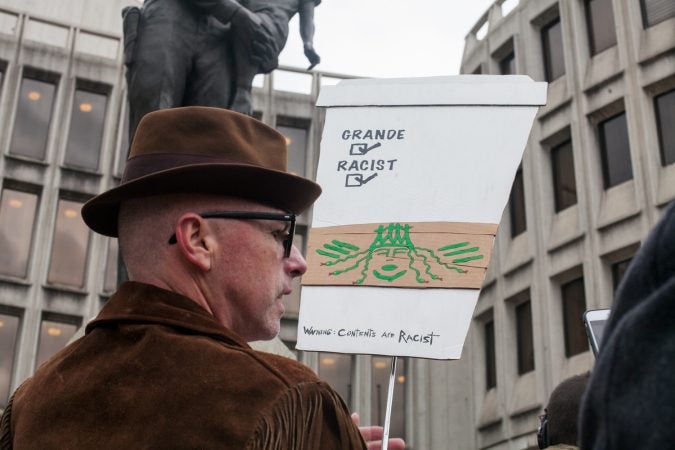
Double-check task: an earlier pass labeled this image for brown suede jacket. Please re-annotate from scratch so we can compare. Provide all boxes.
[0,282,365,449]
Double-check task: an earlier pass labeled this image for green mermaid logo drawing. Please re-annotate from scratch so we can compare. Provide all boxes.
[304,222,496,289]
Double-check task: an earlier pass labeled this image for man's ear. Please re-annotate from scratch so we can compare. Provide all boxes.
[174,213,213,272]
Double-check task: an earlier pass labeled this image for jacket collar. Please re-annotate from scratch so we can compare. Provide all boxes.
[86,281,250,349]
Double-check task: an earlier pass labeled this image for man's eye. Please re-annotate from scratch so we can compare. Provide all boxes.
[273,229,289,240]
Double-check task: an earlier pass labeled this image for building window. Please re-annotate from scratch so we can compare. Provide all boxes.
[63,84,109,171]
[655,89,675,166]
[103,238,119,293]
[499,51,516,75]
[551,139,577,212]
[612,258,633,292]
[641,0,675,28]
[562,277,588,357]
[599,112,633,188]
[10,74,58,160]
[541,17,565,81]
[509,166,527,236]
[35,317,80,368]
[484,319,497,390]
[0,188,39,278]
[473,65,482,75]
[47,199,91,287]
[585,0,617,55]
[516,300,535,374]
[372,357,406,440]
[0,311,20,408]
[277,119,309,177]
[319,352,352,409]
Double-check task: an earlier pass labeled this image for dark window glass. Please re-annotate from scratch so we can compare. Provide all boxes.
[319,352,352,409]
[103,238,119,293]
[542,17,565,81]
[499,51,516,75]
[0,312,20,408]
[562,277,588,357]
[599,112,633,188]
[485,320,497,389]
[10,77,57,160]
[655,89,675,166]
[612,258,633,292]
[509,167,527,236]
[585,0,617,55]
[516,300,535,374]
[35,318,79,368]
[551,139,578,211]
[277,124,308,177]
[641,0,675,27]
[372,357,406,440]
[0,189,38,278]
[64,88,108,170]
[47,199,90,287]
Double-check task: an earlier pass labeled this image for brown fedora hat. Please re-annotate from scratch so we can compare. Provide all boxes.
[82,106,321,237]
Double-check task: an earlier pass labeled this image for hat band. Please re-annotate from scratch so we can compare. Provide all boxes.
[122,153,241,183]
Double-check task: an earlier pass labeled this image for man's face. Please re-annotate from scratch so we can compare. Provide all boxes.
[205,202,307,342]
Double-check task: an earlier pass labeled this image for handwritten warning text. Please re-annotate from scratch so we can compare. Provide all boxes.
[302,325,440,347]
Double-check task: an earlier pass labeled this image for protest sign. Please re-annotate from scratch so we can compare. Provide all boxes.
[298,76,547,359]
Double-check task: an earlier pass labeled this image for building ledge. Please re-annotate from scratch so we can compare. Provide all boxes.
[0,274,32,287]
[478,417,503,431]
[42,283,89,296]
[509,403,541,418]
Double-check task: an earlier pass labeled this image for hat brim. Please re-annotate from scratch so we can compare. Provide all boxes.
[82,163,322,237]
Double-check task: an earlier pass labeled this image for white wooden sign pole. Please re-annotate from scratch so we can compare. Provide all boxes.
[298,76,547,441]
[381,356,397,450]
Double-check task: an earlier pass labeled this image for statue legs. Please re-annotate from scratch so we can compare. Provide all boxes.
[126,11,235,138]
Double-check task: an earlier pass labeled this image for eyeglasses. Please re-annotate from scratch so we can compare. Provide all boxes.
[168,211,296,258]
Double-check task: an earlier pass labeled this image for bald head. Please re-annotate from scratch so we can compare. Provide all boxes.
[118,194,256,282]
[118,194,182,281]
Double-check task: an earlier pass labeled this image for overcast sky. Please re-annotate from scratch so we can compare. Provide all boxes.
[278,0,498,79]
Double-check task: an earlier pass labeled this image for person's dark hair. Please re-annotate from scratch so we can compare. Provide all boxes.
[546,372,590,445]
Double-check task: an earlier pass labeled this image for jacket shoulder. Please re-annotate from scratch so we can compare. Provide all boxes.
[245,349,320,386]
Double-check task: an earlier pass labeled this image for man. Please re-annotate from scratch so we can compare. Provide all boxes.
[0,107,404,449]
[537,373,589,450]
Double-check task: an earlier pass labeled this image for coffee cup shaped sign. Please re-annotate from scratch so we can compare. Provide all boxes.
[298,76,547,360]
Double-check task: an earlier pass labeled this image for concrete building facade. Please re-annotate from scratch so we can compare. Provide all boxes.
[455,0,675,448]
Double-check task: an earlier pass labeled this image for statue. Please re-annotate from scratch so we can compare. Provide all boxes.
[122,0,321,137]
[118,0,320,286]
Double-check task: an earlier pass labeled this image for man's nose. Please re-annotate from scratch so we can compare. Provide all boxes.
[286,244,307,277]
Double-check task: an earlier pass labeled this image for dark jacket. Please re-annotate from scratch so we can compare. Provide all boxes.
[0,282,365,449]
[579,203,675,449]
